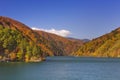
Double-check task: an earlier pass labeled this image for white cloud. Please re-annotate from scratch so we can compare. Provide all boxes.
[32,27,71,37]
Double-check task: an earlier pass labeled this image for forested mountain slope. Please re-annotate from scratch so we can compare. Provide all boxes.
[0,16,83,62]
[74,27,120,57]
[35,30,83,56]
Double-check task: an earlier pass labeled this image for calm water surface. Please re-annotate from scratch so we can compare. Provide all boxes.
[0,56,120,80]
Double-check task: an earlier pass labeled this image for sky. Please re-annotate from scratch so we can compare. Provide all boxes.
[0,0,120,39]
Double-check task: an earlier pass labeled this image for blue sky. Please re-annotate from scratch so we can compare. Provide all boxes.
[0,0,120,39]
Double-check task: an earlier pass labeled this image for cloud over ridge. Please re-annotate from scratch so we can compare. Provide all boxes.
[32,27,71,37]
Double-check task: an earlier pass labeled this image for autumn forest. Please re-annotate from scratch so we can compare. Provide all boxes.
[0,16,120,62]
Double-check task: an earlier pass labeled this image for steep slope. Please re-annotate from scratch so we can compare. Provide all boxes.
[35,30,83,56]
[74,27,120,57]
[0,16,51,62]
[0,16,83,61]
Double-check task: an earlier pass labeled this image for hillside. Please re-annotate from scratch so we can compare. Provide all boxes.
[0,16,50,62]
[0,16,83,62]
[35,30,83,56]
[74,27,120,57]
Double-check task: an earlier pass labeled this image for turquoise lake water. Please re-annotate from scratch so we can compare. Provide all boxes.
[0,56,120,80]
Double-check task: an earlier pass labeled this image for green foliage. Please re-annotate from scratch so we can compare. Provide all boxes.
[0,26,43,61]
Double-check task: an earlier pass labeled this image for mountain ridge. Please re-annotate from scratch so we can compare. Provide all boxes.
[0,16,120,62]
[74,27,120,57]
[34,30,83,56]
[0,16,83,62]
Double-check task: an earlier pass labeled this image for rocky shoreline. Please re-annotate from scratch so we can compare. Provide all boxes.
[0,57,46,62]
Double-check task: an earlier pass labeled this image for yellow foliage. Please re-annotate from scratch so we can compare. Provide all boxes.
[9,53,16,61]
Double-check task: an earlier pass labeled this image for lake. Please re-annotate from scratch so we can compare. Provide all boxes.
[0,56,120,80]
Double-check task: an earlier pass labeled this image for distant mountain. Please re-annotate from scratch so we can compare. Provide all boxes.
[67,37,81,41]
[67,37,90,43]
[74,27,120,57]
[0,16,83,62]
[81,39,90,42]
